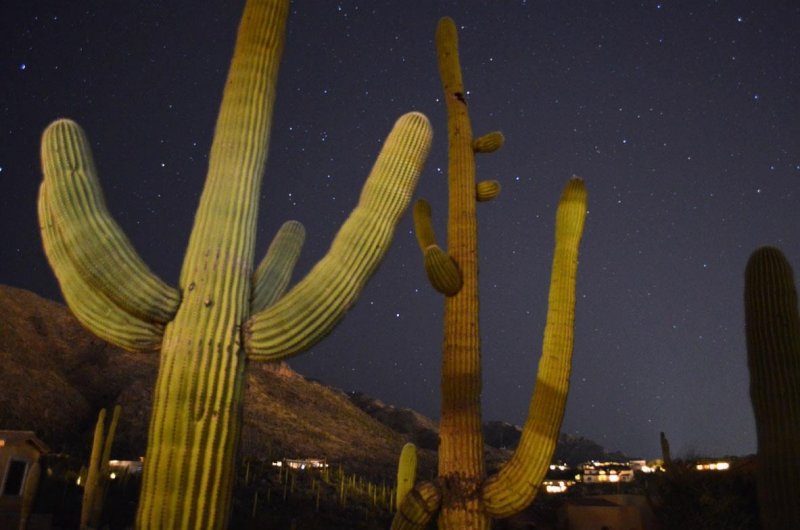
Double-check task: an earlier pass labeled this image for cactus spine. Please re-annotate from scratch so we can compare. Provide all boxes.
[81,405,121,530]
[393,17,587,530]
[744,246,800,530]
[37,1,432,528]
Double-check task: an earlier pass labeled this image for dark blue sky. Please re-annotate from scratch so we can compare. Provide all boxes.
[3,1,799,459]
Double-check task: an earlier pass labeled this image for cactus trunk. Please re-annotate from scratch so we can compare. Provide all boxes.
[435,17,488,530]
[135,2,287,528]
[744,246,800,530]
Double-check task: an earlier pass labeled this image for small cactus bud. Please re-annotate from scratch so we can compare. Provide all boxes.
[476,180,501,202]
[473,131,505,153]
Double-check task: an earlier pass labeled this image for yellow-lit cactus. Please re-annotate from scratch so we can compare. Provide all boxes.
[38,1,432,528]
[412,199,462,296]
[396,443,418,509]
[394,17,587,529]
[473,131,505,154]
[476,180,501,202]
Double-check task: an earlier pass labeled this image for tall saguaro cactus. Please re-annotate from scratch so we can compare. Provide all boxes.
[392,18,587,529]
[38,1,432,528]
[744,246,800,530]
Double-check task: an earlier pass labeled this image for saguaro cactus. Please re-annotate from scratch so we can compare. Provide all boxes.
[81,405,121,530]
[38,1,432,528]
[392,18,587,529]
[744,246,800,530]
[396,442,418,509]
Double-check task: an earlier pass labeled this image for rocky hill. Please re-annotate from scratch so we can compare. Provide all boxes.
[0,284,625,484]
[0,285,435,480]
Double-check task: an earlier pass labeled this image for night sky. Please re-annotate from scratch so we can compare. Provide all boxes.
[3,1,799,459]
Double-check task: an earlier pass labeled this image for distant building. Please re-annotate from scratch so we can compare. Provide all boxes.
[579,461,635,483]
[693,460,730,471]
[272,458,329,470]
[0,431,49,530]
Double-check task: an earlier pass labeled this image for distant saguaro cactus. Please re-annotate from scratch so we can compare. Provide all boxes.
[659,431,673,471]
[744,246,800,530]
[81,405,120,530]
[392,17,587,530]
[38,1,432,528]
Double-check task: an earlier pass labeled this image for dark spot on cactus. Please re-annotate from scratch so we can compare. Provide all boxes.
[204,298,213,307]
[188,282,195,291]
[454,92,467,104]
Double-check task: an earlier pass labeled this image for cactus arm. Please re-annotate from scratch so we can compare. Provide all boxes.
[38,183,164,351]
[391,481,442,530]
[244,111,432,360]
[396,442,418,509]
[476,180,501,202]
[482,177,587,517]
[745,246,800,530]
[413,199,462,296]
[250,220,305,313]
[39,119,180,323]
[137,1,289,528]
[473,131,504,153]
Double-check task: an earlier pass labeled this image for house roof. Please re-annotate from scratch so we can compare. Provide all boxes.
[0,430,49,453]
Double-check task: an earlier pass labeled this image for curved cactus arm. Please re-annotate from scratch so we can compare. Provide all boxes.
[476,180,501,202]
[40,119,180,324]
[745,246,800,530]
[250,220,305,313]
[473,131,504,153]
[391,480,442,530]
[413,199,462,296]
[482,177,587,518]
[244,111,432,360]
[39,183,164,351]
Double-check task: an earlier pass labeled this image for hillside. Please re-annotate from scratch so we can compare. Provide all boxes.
[0,285,435,479]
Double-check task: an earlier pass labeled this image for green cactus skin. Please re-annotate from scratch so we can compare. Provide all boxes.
[745,246,800,530]
[81,405,121,530]
[38,182,164,351]
[396,443,418,509]
[38,1,432,528]
[245,111,432,359]
[39,120,180,324]
[394,17,587,530]
[250,220,305,313]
